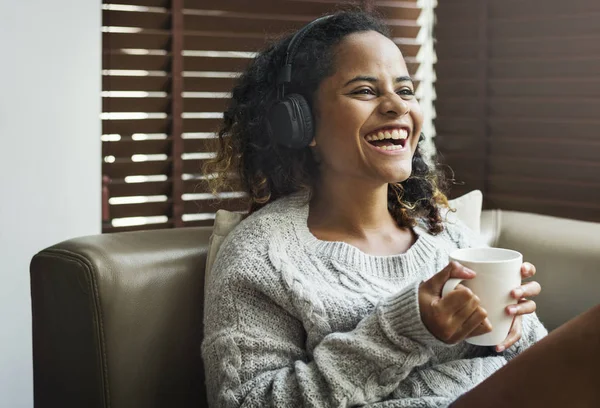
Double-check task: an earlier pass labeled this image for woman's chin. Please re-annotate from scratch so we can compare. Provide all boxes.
[380,165,412,184]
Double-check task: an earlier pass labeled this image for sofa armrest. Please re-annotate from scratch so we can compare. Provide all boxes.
[30,226,212,408]
[481,209,600,330]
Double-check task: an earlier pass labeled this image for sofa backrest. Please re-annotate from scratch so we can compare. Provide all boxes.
[481,209,600,330]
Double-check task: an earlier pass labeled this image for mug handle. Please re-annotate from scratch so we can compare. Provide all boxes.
[442,278,464,298]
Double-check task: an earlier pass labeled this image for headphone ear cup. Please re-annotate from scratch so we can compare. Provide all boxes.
[287,94,314,148]
[266,94,314,149]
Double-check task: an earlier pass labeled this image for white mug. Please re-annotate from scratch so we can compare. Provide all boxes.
[442,247,523,346]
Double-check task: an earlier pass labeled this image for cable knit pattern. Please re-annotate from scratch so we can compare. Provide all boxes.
[202,192,548,407]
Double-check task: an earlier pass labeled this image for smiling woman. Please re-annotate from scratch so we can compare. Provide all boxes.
[198,10,598,408]
[204,13,450,235]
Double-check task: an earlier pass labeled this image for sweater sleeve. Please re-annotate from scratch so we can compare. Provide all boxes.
[202,245,450,408]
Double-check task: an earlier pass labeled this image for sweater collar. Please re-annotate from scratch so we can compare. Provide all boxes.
[283,192,442,279]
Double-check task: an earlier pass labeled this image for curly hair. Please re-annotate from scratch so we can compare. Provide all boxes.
[204,10,450,234]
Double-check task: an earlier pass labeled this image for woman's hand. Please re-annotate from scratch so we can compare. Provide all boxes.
[419,262,493,344]
[495,262,542,352]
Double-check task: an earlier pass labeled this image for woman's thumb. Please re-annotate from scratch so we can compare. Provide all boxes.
[429,261,476,291]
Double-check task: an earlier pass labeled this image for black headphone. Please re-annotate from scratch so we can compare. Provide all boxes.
[266,15,333,149]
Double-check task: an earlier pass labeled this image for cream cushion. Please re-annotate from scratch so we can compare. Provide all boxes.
[205,209,244,276]
[443,189,483,234]
[204,190,483,280]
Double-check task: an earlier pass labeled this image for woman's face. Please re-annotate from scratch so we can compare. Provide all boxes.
[311,30,424,185]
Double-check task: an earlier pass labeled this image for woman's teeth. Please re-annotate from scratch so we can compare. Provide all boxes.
[365,128,408,142]
[375,144,403,151]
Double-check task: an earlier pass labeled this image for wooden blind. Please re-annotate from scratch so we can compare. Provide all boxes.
[102,0,430,232]
[434,0,600,222]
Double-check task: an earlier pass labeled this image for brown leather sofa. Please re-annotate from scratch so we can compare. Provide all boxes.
[30,210,600,408]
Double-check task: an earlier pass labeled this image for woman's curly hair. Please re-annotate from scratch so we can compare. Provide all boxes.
[204,10,451,234]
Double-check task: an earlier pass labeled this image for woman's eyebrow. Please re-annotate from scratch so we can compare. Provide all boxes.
[343,75,414,87]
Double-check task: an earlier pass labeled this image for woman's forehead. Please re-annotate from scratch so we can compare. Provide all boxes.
[332,31,409,81]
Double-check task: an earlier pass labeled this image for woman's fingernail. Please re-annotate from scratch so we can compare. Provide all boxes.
[507,306,518,315]
[513,288,523,298]
[497,345,505,352]
[464,267,476,276]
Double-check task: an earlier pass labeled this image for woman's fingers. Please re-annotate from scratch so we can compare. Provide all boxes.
[468,316,493,338]
[520,262,536,278]
[496,315,522,352]
[511,281,542,299]
[439,284,478,315]
[454,307,491,342]
[506,299,537,316]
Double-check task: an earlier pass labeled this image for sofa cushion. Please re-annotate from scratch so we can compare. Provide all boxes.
[204,190,483,278]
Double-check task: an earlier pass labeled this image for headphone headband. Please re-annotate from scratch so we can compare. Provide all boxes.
[276,15,333,97]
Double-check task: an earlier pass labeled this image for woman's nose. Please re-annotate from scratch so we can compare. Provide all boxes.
[378,92,410,117]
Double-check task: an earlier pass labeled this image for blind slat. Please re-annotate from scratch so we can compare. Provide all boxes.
[103,159,172,178]
[103,96,231,113]
[490,58,600,78]
[489,79,600,97]
[489,176,600,204]
[103,75,170,92]
[490,15,600,40]
[102,53,170,71]
[487,194,600,223]
[184,33,268,52]
[435,117,480,134]
[110,200,172,218]
[103,0,169,6]
[183,138,221,152]
[489,118,600,141]
[435,99,484,118]
[183,197,248,213]
[184,77,236,92]
[490,139,600,163]
[103,32,170,50]
[489,157,600,184]
[491,36,600,59]
[103,118,169,135]
[183,98,229,112]
[183,118,225,133]
[182,158,209,174]
[103,97,170,113]
[489,98,600,120]
[108,179,172,197]
[103,178,241,197]
[103,9,170,30]
[489,0,600,19]
[103,138,171,156]
[184,56,250,72]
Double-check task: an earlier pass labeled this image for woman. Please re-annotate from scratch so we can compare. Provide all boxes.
[202,11,600,408]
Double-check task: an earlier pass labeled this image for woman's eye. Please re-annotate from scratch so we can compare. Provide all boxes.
[397,88,415,96]
[353,88,375,95]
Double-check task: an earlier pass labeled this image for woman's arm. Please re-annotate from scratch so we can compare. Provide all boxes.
[202,250,447,408]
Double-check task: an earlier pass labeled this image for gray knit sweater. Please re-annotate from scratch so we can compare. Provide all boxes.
[202,193,547,407]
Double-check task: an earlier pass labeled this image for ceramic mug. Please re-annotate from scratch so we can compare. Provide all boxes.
[442,247,523,346]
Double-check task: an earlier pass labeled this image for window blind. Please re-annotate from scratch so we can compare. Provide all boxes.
[102,0,433,232]
[434,0,600,222]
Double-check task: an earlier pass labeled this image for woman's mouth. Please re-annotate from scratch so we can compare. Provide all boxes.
[364,128,409,151]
